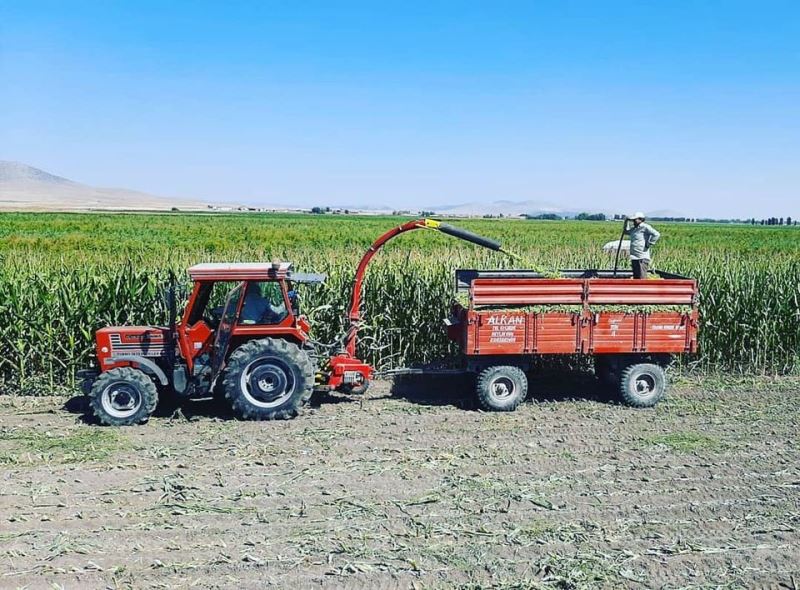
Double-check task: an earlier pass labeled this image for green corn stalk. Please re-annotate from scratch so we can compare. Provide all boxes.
[0,213,798,393]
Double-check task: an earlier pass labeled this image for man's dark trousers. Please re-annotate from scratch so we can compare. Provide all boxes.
[632,259,649,279]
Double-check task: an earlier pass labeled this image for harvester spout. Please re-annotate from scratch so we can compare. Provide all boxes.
[428,220,503,252]
[344,218,506,356]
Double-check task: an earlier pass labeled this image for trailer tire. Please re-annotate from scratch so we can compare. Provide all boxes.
[476,366,528,412]
[618,363,666,408]
[223,338,314,420]
[88,367,159,426]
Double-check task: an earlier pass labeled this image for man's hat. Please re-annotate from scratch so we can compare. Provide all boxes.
[629,211,646,220]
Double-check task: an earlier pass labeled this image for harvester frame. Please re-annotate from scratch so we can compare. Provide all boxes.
[80,217,699,425]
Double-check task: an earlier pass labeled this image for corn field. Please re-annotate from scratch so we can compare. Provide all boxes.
[1,212,798,394]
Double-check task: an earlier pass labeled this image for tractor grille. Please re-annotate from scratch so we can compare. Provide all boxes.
[109,333,168,357]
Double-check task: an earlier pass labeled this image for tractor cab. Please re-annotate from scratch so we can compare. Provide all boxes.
[178,262,324,376]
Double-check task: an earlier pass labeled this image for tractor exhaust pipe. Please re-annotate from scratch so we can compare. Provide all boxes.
[166,270,178,367]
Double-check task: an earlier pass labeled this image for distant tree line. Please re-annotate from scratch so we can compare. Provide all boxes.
[575,212,606,221]
[526,213,562,220]
[751,217,796,226]
[524,212,607,221]
[611,214,798,225]
[308,207,798,225]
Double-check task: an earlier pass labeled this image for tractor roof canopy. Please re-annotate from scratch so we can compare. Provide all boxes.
[187,263,325,284]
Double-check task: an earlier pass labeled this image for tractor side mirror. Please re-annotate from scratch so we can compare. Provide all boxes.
[288,289,300,316]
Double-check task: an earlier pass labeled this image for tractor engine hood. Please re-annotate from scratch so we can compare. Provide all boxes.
[96,326,171,360]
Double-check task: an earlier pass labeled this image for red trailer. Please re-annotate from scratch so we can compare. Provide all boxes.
[445,269,699,410]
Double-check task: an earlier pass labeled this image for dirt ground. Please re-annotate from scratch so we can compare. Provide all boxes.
[1,373,798,589]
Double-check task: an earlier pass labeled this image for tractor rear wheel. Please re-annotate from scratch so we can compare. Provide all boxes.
[618,363,666,407]
[88,367,159,426]
[223,338,314,420]
[475,365,528,412]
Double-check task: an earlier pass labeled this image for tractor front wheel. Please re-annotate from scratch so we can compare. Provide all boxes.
[223,338,314,420]
[88,367,159,426]
[475,365,528,412]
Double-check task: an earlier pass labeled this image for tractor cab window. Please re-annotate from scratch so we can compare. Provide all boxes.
[189,281,240,328]
[239,281,288,325]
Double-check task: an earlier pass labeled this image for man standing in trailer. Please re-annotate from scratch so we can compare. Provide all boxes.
[625,212,661,279]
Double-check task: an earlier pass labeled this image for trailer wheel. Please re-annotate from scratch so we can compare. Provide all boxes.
[476,366,528,412]
[618,363,666,408]
[88,367,159,426]
[223,338,314,420]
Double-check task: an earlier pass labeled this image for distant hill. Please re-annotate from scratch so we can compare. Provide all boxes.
[0,161,212,211]
[0,161,697,218]
[429,200,690,220]
[431,199,579,217]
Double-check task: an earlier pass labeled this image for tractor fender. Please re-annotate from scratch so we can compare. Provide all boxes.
[105,355,169,386]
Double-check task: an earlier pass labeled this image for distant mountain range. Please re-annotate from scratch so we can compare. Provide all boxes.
[0,161,689,218]
[0,161,212,211]
[645,209,692,219]
[427,201,694,219]
[430,199,581,217]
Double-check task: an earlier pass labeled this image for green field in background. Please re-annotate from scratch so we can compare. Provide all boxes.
[1,212,798,393]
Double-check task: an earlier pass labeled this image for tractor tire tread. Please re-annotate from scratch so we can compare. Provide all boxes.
[223,338,314,421]
[88,367,159,426]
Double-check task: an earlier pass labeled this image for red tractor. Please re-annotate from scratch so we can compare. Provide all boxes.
[79,219,502,425]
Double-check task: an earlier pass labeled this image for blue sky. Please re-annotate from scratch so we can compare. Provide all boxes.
[1,1,798,217]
